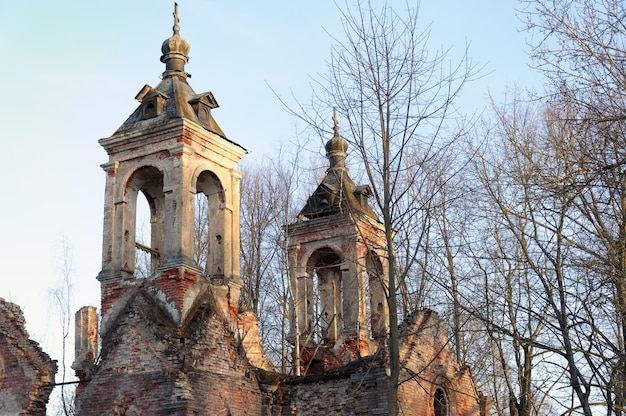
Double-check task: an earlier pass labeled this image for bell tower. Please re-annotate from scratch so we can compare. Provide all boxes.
[97,4,245,329]
[286,111,389,374]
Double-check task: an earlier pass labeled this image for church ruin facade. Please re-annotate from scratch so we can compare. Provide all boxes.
[0,5,489,415]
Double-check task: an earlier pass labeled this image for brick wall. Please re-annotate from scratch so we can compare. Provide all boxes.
[396,310,482,416]
[280,364,390,415]
[74,287,264,416]
[75,288,484,416]
[253,309,483,416]
[0,298,57,415]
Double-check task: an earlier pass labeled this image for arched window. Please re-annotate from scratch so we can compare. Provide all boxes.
[195,170,223,276]
[434,388,448,416]
[365,250,385,338]
[134,192,152,277]
[194,192,209,273]
[306,248,343,344]
[124,166,164,278]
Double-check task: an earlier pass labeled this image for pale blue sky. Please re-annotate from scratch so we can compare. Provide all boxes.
[0,0,533,374]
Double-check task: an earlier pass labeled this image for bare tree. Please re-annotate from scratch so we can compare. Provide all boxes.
[463,96,557,416]
[48,237,76,416]
[174,138,307,372]
[516,1,626,413]
[193,193,210,273]
[239,147,308,372]
[465,88,626,414]
[521,0,626,125]
[279,1,477,412]
[240,160,284,315]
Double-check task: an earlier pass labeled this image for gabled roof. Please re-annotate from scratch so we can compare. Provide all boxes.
[299,112,378,220]
[114,77,228,139]
[189,92,219,109]
[299,167,377,220]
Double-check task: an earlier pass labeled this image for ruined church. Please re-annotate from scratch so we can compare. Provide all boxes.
[0,6,489,415]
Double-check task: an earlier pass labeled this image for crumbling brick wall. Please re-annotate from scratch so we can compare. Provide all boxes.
[74,286,265,416]
[396,310,483,416]
[0,298,57,415]
[254,309,484,416]
[74,281,485,416]
[258,358,391,416]
[73,273,486,416]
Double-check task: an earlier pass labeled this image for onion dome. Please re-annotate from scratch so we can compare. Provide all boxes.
[161,3,190,77]
[325,108,348,169]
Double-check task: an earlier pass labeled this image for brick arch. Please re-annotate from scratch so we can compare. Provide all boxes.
[365,249,387,339]
[125,166,165,213]
[116,161,170,202]
[430,375,456,416]
[195,170,223,198]
[190,164,229,198]
[305,245,343,271]
[118,165,166,278]
[304,246,344,344]
[193,168,227,277]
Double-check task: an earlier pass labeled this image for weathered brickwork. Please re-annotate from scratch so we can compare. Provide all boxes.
[74,284,265,415]
[0,298,57,415]
[75,292,486,415]
[396,310,482,416]
[251,310,484,416]
[268,362,391,415]
[72,306,98,399]
[238,310,274,371]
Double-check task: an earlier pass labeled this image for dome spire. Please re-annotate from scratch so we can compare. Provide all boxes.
[173,2,180,36]
[161,2,190,78]
[325,107,348,169]
[332,107,340,136]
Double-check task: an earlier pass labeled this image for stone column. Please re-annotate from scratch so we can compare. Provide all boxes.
[99,161,118,277]
[163,143,196,266]
[72,306,98,400]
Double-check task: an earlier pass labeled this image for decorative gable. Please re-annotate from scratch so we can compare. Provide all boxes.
[135,84,169,120]
[189,92,218,124]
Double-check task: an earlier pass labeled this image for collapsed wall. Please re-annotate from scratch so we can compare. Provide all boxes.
[73,283,266,416]
[0,298,57,415]
[254,309,487,416]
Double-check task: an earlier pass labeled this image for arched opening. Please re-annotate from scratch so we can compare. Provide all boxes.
[195,170,224,276]
[434,388,448,416]
[306,247,343,345]
[124,166,164,278]
[194,192,209,273]
[134,192,152,277]
[366,250,386,339]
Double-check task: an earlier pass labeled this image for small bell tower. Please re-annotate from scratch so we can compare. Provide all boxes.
[287,110,389,374]
[97,4,245,329]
